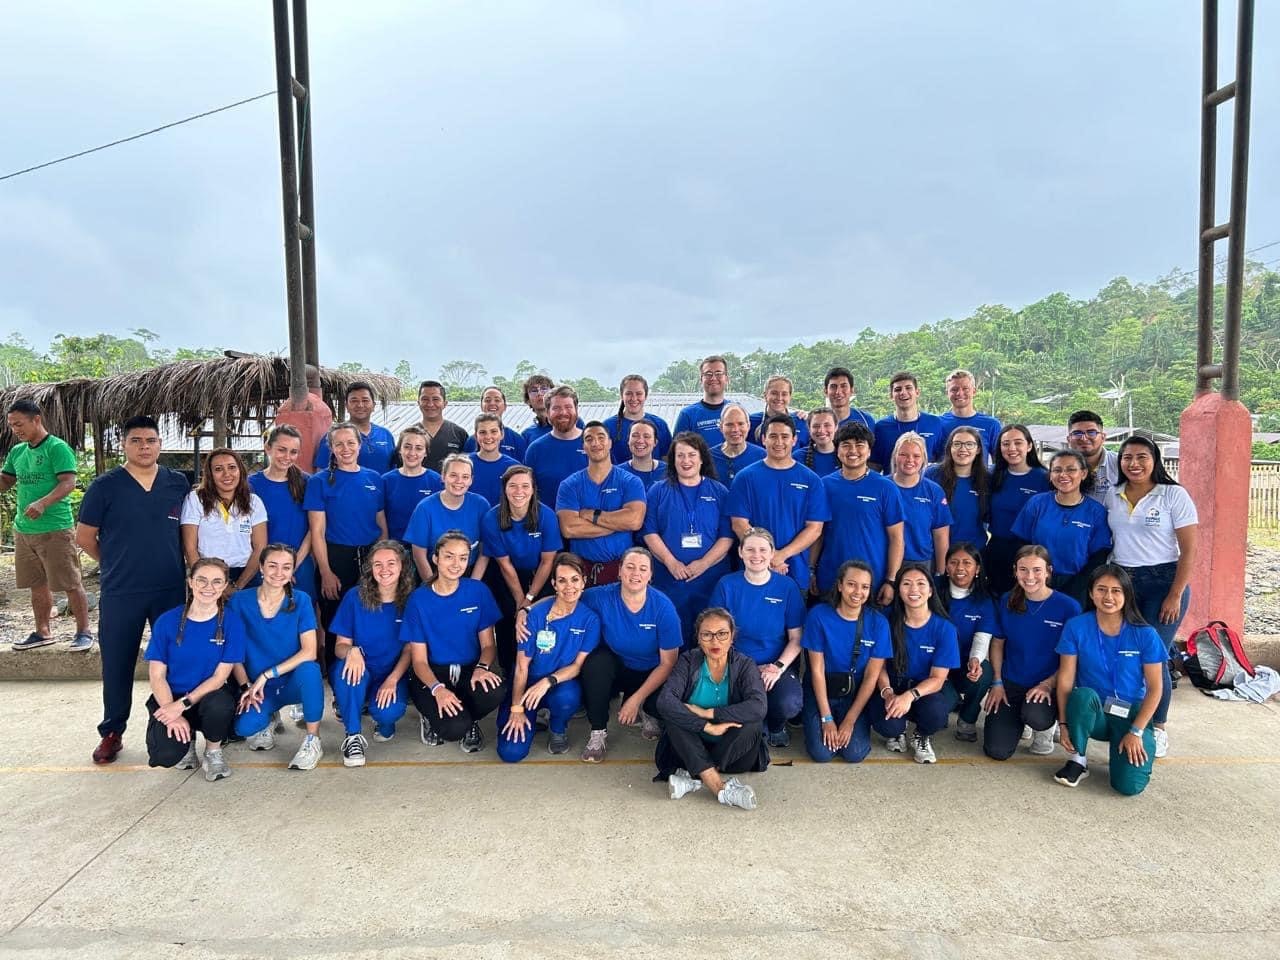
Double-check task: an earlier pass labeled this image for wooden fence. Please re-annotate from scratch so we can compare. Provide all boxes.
[1166,462,1280,530]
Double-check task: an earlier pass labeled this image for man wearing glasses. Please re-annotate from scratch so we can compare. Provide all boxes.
[1065,410,1120,504]
[674,356,730,447]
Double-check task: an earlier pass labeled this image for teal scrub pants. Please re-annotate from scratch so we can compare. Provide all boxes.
[1065,687,1155,796]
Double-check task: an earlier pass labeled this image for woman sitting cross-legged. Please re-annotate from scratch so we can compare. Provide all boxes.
[654,607,767,810]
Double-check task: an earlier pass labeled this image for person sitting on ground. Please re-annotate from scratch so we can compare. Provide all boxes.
[939,542,997,743]
[180,448,268,592]
[655,607,767,810]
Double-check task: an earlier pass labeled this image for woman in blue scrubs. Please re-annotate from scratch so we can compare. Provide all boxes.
[249,425,316,596]
[405,454,489,582]
[985,424,1050,595]
[381,425,443,547]
[939,542,997,742]
[890,433,952,575]
[797,407,838,477]
[925,426,990,552]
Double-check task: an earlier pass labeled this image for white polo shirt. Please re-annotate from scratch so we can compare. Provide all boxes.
[1106,483,1198,567]
[180,491,268,567]
[1086,450,1121,504]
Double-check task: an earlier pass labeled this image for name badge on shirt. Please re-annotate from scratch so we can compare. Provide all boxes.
[536,629,556,653]
[681,533,703,549]
[1104,695,1131,718]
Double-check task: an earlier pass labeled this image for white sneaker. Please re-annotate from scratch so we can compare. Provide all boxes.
[717,777,757,810]
[202,748,231,782]
[884,734,907,753]
[580,729,608,763]
[175,741,199,770]
[668,768,703,800]
[1153,727,1169,759]
[1019,724,1033,742]
[1029,724,1057,756]
[247,727,275,751]
[912,733,936,764]
[341,734,367,768]
[288,735,323,771]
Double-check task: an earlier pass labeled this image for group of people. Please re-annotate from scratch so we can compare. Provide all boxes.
[2,358,1197,808]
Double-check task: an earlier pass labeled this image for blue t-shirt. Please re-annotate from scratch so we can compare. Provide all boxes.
[602,414,673,464]
[988,468,1052,539]
[463,426,527,461]
[328,589,405,677]
[674,401,728,447]
[642,478,732,586]
[897,615,962,684]
[872,412,946,468]
[524,433,588,507]
[468,453,521,511]
[228,588,317,678]
[480,503,563,571]
[937,412,1003,462]
[709,571,806,665]
[749,411,809,449]
[727,461,831,590]
[796,447,839,478]
[77,465,190,596]
[817,470,905,593]
[521,421,552,446]
[248,471,311,553]
[404,492,490,569]
[995,590,1082,687]
[381,469,444,543]
[801,604,892,677]
[837,409,878,432]
[894,477,953,567]
[313,424,396,475]
[709,443,765,488]
[400,579,502,665]
[518,600,602,681]
[924,467,987,548]
[303,468,385,547]
[1011,493,1112,576]
[144,605,247,696]
[582,583,682,671]
[618,460,667,492]
[946,592,998,662]
[555,466,646,563]
[1057,613,1165,703]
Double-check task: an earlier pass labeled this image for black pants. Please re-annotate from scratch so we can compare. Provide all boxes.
[318,542,368,664]
[983,535,1023,597]
[654,722,768,780]
[409,664,508,741]
[145,689,235,767]
[1050,570,1091,609]
[98,587,186,737]
[982,680,1056,761]
[579,646,662,731]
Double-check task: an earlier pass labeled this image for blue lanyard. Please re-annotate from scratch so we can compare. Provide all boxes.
[1096,619,1124,698]
[676,479,704,532]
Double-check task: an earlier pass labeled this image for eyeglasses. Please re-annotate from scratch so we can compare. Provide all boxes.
[701,371,726,380]
[698,630,732,642]
[950,441,979,451]
[192,577,227,588]
[1049,466,1082,475]
[1068,429,1102,439]
[529,387,552,396]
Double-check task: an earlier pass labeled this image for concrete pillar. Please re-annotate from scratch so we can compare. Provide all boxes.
[1178,392,1252,635]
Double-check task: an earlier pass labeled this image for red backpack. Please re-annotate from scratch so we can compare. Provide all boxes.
[1182,621,1257,691]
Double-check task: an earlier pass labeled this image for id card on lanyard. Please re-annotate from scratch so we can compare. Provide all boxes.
[1099,625,1132,718]
[677,480,705,550]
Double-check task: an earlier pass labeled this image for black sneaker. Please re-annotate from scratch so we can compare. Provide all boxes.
[1053,760,1089,787]
[766,726,790,749]
[460,722,484,754]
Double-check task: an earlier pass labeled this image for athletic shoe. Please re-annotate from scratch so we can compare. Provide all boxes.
[373,728,396,742]
[717,777,757,811]
[288,704,305,724]
[767,726,791,749]
[640,712,661,741]
[247,727,275,751]
[954,720,977,742]
[271,710,285,734]
[548,731,570,755]
[1019,724,1033,742]
[202,749,231,782]
[341,734,367,768]
[92,732,123,765]
[460,723,484,753]
[68,632,95,652]
[668,768,702,800]
[1053,760,1089,787]
[581,729,608,763]
[1153,727,1169,759]
[912,733,936,764]
[884,734,907,753]
[288,735,323,771]
[175,741,199,770]
[13,632,56,651]
[786,715,803,731]
[420,716,443,746]
[1029,724,1057,756]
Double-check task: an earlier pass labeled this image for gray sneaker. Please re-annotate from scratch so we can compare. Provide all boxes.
[548,731,570,755]
[460,723,484,754]
[884,734,907,753]
[68,632,95,652]
[640,712,661,741]
[912,733,937,764]
[1029,724,1057,756]
[202,748,231,782]
[288,735,323,771]
[668,768,702,800]
[580,729,608,763]
[175,741,199,770]
[247,727,275,751]
[717,777,757,810]
[420,716,443,746]
[954,720,978,742]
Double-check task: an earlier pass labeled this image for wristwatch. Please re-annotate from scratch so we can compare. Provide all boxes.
[546,674,560,687]
[524,592,535,603]
[772,660,785,670]
[591,509,602,525]
[180,696,193,708]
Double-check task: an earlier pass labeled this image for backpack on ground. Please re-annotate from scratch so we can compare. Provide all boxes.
[1181,620,1257,691]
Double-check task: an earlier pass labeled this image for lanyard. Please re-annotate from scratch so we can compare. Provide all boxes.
[677,479,704,532]
[1096,620,1124,698]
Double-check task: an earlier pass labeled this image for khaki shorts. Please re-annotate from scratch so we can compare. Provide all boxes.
[15,528,83,592]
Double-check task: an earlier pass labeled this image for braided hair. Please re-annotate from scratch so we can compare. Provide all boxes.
[176,557,231,646]
[326,422,361,485]
[263,424,307,503]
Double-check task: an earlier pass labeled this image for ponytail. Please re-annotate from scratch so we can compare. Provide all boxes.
[286,464,306,503]
[613,401,626,448]
[327,452,339,486]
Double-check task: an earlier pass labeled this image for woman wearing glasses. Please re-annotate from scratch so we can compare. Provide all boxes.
[925,426,990,550]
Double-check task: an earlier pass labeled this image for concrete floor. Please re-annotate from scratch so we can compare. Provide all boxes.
[0,681,1277,960]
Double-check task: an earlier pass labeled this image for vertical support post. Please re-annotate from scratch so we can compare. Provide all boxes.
[1221,0,1254,401]
[292,0,320,372]
[92,421,105,476]
[272,0,308,405]
[1195,0,1218,395]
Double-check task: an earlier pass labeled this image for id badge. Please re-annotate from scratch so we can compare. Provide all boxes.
[536,629,556,653]
[681,533,703,549]
[1103,695,1131,718]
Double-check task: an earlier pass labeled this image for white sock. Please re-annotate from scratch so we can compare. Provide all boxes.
[1071,753,1086,766]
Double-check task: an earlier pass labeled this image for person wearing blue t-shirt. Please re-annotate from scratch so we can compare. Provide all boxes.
[381,426,444,546]
[642,433,734,643]
[572,548,682,763]
[468,413,522,508]
[813,421,905,607]
[328,542,414,767]
[1011,450,1112,605]
[982,545,1082,761]
[524,386,588,507]
[709,404,766,488]
[871,372,946,469]
[312,381,395,474]
[497,553,602,761]
[1052,565,1164,794]
[228,545,325,770]
[985,425,1051,596]
[403,532,506,752]
[924,425,990,551]
[802,560,893,764]
[461,386,528,461]
[748,375,810,449]
[869,564,961,764]
[143,558,245,781]
[603,374,673,464]
[795,407,838,478]
[673,355,730,446]
[617,419,668,492]
[709,529,807,746]
[938,369,1002,462]
[727,414,830,592]
[889,432,952,575]
[939,543,998,742]
[556,422,646,585]
[250,424,317,596]
[404,454,490,582]
[823,366,877,436]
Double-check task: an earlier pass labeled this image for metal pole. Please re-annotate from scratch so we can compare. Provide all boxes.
[1222,0,1254,401]
[292,0,320,372]
[272,0,308,405]
[1195,0,1219,395]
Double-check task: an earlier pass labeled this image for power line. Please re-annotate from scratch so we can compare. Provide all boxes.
[0,91,275,183]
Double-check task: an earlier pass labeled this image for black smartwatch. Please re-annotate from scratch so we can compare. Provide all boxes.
[546,674,560,687]
[591,508,602,525]
[180,695,193,708]
[772,659,785,670]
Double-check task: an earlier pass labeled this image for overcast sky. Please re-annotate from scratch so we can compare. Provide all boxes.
[2,2,1276,387]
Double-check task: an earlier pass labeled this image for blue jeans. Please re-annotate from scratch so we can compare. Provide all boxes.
[1120,563,1183,726]
[329,661,409,737]
[951,660,993,725]
[870,684,957,739]
[765,669,804,734]
[234,661,325,736]
[802,690,872,763]
[495,678,582,763]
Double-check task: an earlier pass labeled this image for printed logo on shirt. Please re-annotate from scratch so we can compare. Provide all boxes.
[699,495,717,503]
[1068,520,1092,530]
[1143,508,1162,526]
[460,605,479,614]
[764,596,783,605]
[963,612,982,623]
[913,496,931,505]
[1119,648,1141,657]
[856,495,878,503]
[602,486,619,495]
[789,482,809,492]
[1044,619,1064,628]
[569,627,586,636]
[529,532,542,539]
[1018,486,1038,496]
[918,644,936,654]
[364,484,378,492]
[238,519,252,533]
[639,622,657,630]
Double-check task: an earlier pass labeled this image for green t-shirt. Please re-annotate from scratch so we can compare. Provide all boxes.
[2,433,77,534]
[690,659,730,740]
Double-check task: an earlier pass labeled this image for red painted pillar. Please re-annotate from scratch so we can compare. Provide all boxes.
[274,386,333,472]
[1178,392,1251,635]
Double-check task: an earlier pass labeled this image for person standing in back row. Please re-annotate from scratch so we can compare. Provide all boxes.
[313,381,396,474]
[76,415,191,765]
[1065,410,1120,504]
[871,371,945,470]
[938,369,1002,461]
[674,356,730,447]
[415,380,470,474]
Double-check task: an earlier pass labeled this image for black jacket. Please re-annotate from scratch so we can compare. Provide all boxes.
[657,647,768,734]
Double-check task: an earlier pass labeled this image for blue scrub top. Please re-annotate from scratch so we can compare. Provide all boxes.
[709,443,765,488]
[303,468,385,547]
[480,503,563,571]
[924,467,987,548]
[381,469,445,543]
[555,466,646,563]
[995,589,1081,687]
[1057,612,1165,703]
[988,468,1051,539]
[897,615,961,684]
[228,588,317,678]
[582,583,682,671]
[937,412,1003,462]
[796,447,839,478]
[524,433,588,507]
[602,414,673,464]
[518,600,602,681]
[401,579,502,665]
[818,470,905,593]
[726,461,831,590]
[674,401,728,447]
[78,465,190,596]
[872,412,946,468]
[709,570,807,666]
[894,477,952,567]
[144,605,247,695]
[468,453,521,511]
[463,426,527,461]
[838,409,878,432]
[249,471,311,552]
[946,592,998,662]
[404,492,490,569]
[618,460,667,492]
[329,589,405,677]
[1011,493,1112,576]
[642,478,732,569]
[801,604,892,677]
[749,411,810,449]
[314,424,396,474]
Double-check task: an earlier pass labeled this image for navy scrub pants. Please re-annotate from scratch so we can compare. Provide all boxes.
[870,684,958,740]
[99,587,185,737]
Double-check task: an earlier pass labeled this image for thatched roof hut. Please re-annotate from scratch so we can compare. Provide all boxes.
[0,355,401,467]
